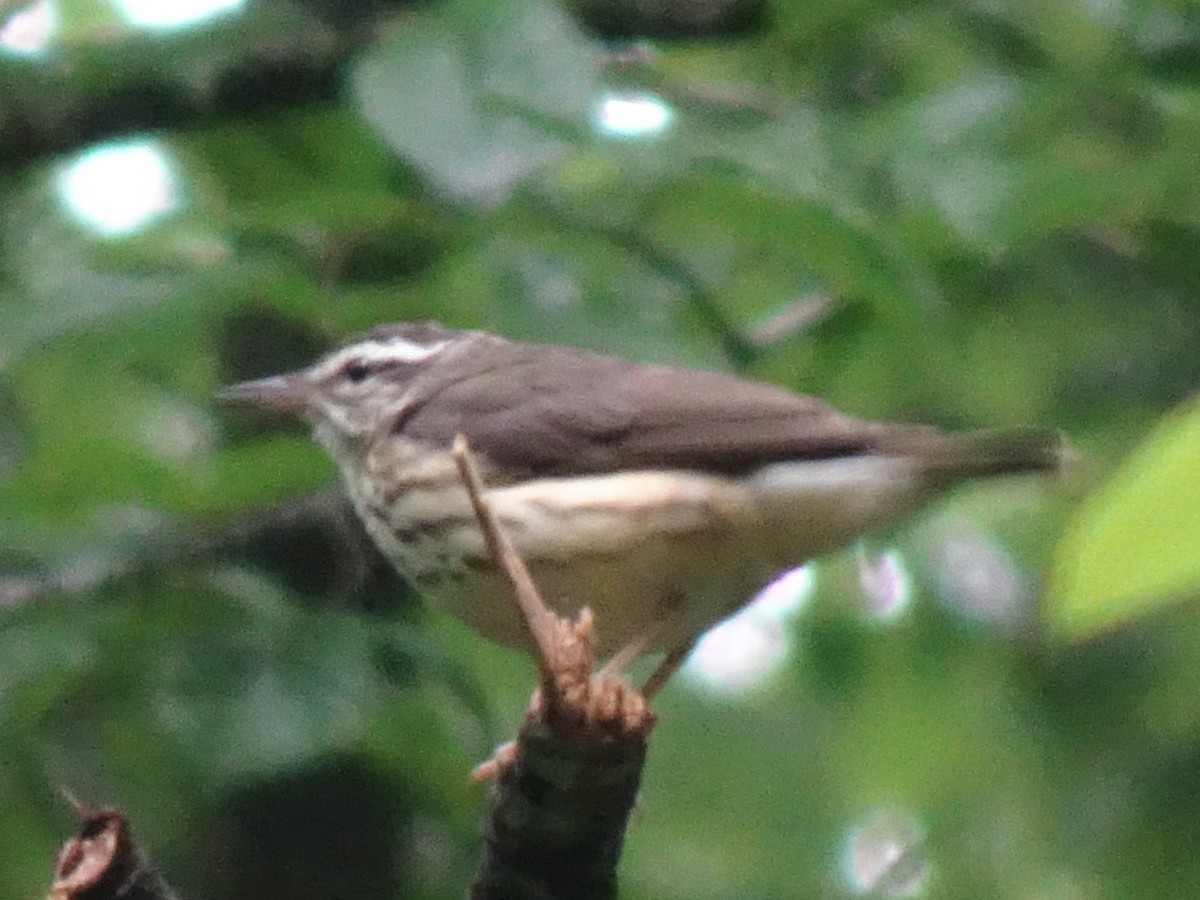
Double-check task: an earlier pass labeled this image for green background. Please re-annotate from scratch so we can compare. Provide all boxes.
[3,0,1200,896]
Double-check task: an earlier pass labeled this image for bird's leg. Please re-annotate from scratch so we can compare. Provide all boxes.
[640,640,696,700]
[597,590,691,691]
[595,616,668,684]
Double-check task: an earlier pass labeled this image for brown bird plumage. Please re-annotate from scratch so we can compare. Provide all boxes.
[220,322,1064,658]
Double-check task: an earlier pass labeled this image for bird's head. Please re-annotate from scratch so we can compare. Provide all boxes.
[218,321,467,460]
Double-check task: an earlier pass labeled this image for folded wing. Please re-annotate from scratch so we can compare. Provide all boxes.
[396,339,891,477]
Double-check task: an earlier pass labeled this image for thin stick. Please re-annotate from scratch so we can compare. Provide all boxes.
[744,291,837,349]
[452,434,558,690]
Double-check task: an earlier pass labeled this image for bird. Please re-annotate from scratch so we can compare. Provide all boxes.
[219,321,1064,670]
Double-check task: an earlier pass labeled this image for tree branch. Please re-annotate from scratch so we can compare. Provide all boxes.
[48,808,178,900]
[452,435,654,900]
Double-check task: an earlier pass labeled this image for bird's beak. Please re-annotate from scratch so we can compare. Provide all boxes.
[216,373,310,415]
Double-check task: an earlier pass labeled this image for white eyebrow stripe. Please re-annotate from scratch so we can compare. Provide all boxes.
[314,338,451,377]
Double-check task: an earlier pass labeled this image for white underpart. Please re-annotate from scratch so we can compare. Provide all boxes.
[747,456,925,532]
[463,456,926,563]
[314,413,362,454]
[382,454,935,654]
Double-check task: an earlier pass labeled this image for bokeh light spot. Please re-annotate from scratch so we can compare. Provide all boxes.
[842,807,929,897]
[56,139,180,237]
[682,566,813,695]
[592,91,675,138]
[930,527,1030,628]
[111,0,244,30]
[857,548,912,622]
[683,614,789,695]
[750,564,816,619]
[0,0,56,56]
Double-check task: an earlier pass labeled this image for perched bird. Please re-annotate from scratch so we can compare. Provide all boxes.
[220,321,1063,666]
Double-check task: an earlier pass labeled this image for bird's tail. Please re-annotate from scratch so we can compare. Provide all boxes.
[888,426,1072,482]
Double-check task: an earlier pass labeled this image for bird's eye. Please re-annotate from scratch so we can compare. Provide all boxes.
[344,360,371,383]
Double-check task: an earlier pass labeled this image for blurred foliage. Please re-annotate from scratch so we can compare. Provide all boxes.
[1049,397,1200,640]
[1,0,1199,897]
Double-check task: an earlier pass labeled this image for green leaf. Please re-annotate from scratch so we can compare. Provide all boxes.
[351,0,598,206]
[1046,399,1200,639]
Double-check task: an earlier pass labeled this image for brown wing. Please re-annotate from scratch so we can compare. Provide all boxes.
[393,335,892,478]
